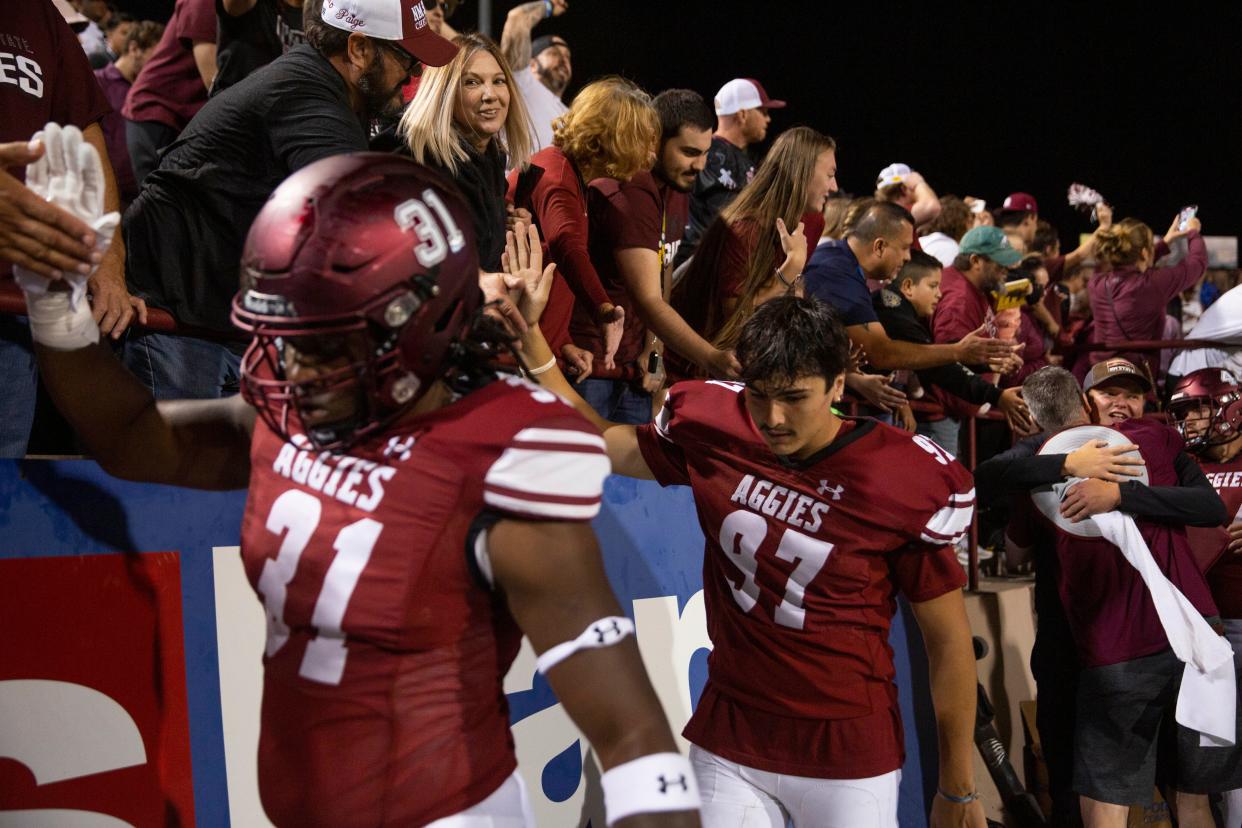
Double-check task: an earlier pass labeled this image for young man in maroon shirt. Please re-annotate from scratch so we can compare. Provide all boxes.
[571,89,734,422]
[520,284,987,827]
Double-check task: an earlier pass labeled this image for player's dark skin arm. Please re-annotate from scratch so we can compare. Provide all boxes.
[488,519,699,827]
[34,342,253,489]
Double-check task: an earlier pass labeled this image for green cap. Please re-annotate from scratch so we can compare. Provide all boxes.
[958,226,1022,267]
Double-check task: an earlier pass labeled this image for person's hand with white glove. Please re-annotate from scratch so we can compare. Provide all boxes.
[14,123,144,348]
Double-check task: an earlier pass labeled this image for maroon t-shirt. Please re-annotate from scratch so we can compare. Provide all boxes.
[929,266,998,418]
[569,171,689,380]
[122,0,216,130]
[1191,454,1242,619]
[1039,419,1218,667]
[93,63,136,203]
[1,2,111,277]
[506,146,613,355]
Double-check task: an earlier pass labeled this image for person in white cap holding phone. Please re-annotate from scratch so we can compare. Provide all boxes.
[120,0,458,402]
[677,78,786,267]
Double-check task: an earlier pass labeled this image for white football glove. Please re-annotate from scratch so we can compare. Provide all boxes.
[14,122,121,311]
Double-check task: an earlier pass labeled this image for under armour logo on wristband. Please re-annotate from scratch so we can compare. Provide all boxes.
[593,620,623,644]
[657,774,689,794]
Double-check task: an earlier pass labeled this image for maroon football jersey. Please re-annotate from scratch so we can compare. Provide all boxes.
[239,376,609,826]
[1036,419,1218,668]
[1194,453,1242,619]
[635,380,972,778]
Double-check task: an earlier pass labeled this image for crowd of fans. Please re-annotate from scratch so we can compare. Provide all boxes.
[4,0,1242,826]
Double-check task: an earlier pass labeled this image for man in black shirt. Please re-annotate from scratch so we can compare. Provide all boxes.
[211,0,307,96]
[675,77,784,267]
[122,0,456,399]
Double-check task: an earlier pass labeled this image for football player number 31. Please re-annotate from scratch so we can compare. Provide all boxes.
[257,489,383,685]
[719,510,834,630]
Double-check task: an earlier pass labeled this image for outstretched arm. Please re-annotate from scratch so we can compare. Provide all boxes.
[500,0,566,70]
[36,342,254,488]
[489,519,699,827]
[506,223,657,480]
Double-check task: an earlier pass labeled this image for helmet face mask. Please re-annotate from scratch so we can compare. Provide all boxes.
[231,153,481,452]
[1169,368,1242,452]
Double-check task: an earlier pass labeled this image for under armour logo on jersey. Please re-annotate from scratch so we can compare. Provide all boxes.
[658,774,689,794]
[593,619,624,644]
[817,480,844,500]
[383,435,416,461]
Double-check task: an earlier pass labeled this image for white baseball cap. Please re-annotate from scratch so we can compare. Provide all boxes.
[320,0,458,66]
[876,163,912,189]
[713,78,786,116]
[1031,425,1149,538]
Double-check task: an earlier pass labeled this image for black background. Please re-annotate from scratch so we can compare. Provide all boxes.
[117,1,1242,250]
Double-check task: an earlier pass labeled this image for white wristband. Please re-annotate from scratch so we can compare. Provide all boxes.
[24,289,99,351]
[602,752,700,825]
[535,616,634,674]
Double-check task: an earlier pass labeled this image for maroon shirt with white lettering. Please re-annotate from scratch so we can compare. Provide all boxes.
[635,380,972,778]
[241,375,608,825]
[2,1,111,278]
[1191,453,1242,619]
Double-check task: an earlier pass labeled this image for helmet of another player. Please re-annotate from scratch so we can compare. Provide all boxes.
[1169,367,1242,451]
[232,153,481,450]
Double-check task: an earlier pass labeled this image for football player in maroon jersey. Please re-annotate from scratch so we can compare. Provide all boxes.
[1171,367,1242,828]
[24,152,700,827]
[509,226,985,828]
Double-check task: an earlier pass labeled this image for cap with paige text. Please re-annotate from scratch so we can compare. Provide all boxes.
[321,0,458,66]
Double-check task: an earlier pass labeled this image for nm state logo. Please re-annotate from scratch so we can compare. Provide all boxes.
[411,1,428,29]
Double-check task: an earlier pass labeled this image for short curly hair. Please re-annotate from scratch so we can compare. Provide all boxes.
[553,76,658,181]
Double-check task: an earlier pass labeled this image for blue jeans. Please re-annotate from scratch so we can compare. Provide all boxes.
[917,417,960,458]
[0,316,38,457]
[578,378,652,425]
[123,331,241,400]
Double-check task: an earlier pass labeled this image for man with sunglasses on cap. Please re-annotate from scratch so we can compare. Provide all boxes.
[501,0,570,150]
[676,78,785,268]
[121,0,456,403]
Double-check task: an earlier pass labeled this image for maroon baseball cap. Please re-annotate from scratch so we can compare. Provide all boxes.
[1001,192,1039,215]
[714,78,786,115]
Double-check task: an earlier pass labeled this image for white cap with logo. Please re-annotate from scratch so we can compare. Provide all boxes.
[713,78,786,116]
[320,0,458,66]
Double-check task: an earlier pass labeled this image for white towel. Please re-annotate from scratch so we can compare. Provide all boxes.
[1092,511,1236,747]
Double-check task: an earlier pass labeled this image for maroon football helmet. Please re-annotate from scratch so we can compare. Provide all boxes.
[1168,367,1242,450]
[231,152,480,450]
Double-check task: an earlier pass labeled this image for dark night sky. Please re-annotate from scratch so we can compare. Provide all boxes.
[118,1,1242,250]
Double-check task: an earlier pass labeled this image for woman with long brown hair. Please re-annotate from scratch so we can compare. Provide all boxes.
[668,126,837,376]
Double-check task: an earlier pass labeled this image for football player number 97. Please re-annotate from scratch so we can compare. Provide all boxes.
[257,489,384,685]
[719,510,834,630]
